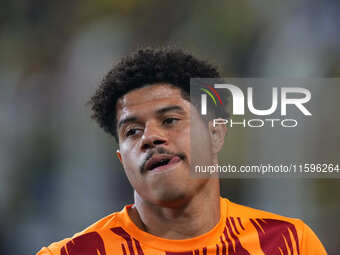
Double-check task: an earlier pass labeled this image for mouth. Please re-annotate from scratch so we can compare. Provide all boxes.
[145,154,181,172]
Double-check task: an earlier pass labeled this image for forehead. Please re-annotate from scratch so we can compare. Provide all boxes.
[116,84,188,119]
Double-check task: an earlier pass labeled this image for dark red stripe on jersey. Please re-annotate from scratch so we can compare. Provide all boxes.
[133,238,144,255]
[219,236,226,255]
[165,252,193,255]
[230,217,240,234]
[202,247,207,255]
[111,227,135,255]
[60,232,106,255]
[194,249,199,255]
[237,217,245,230]
[60,247,67,255]
[223,227,234,255]
[121,244,127,255]
[250,218,300,255]
[225,218,250,255]
[216,244,219,255]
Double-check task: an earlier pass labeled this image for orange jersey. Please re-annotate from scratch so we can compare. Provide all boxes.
[37,197,327,255]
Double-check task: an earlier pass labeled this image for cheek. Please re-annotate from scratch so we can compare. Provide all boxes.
[172,126,191,155]
[120,139,140,164]
[190,123,213,165]
[121,153,143,191]
[122,149,138,170]
[120,144,142,180]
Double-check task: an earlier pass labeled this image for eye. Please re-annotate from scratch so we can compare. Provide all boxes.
[163,117,179,126]
[126,128,141,137]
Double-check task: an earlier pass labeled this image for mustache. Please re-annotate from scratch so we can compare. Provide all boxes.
[140,147,186,173]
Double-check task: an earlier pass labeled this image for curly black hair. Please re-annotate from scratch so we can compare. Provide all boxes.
[89,47,225,140]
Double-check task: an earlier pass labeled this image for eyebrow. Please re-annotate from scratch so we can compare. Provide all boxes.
[118,116,138,129]
[118,105,186,129]
[155,105,185,115]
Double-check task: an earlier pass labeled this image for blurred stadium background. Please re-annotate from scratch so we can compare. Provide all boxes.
[0,0,339,254]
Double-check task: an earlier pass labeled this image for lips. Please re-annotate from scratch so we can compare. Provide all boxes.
[145,154,181,172]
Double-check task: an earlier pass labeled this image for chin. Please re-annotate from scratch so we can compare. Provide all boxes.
[151,188,192,208]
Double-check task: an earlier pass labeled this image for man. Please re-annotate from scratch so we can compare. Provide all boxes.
[37,47,327,255]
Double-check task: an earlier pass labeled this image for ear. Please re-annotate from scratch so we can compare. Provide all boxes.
[208,119,227,154]
[116,150,122,164]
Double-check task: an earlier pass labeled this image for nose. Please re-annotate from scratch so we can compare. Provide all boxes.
[140,121,168,151]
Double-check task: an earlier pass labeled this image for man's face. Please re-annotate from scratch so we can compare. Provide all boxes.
[116,84,215,206]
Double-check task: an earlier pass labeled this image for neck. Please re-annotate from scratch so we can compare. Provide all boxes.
[128,178,221,240]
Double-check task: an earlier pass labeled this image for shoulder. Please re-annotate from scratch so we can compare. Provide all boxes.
[223,197,302,223]
[36,209,124,255]
[221,197,327,254]
[221,197,305,237]
[221,196,312,237]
